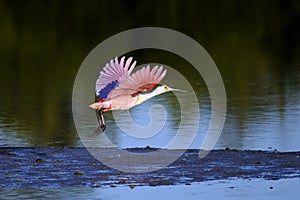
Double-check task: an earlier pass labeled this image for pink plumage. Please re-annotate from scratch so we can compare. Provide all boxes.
[90,56,182,132]
[95,56,167,100]
[95,57,137,99]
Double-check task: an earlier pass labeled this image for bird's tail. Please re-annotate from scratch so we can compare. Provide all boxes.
[89,102,103,110]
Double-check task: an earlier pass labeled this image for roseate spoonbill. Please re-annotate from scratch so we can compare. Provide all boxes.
[89,56,184,131]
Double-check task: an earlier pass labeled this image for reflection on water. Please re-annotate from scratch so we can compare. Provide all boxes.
[219,72,300,151]
[1,178,299,200]
[0,1,300,151]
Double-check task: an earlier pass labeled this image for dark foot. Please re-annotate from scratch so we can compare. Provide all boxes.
[100,124,106,132]
[94,125,106,135]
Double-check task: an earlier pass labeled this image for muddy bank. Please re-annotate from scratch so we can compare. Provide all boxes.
[0,147,299,188]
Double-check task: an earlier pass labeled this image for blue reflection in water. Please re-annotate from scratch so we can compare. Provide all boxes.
[1,74,300,151]
[1,178,299,200]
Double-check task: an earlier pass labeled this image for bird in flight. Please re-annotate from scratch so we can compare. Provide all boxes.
[89,56,184,132]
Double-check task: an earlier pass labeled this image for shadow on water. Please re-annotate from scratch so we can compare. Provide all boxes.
[0,1,300,149]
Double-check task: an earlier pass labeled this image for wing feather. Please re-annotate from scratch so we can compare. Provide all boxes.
[157,68,167,82]
[111,64,167,98]
[95,56,137,99]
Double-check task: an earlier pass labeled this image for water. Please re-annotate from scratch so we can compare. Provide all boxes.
[0,1,300,151]
[1,1,300,200]
[1,178,299,200]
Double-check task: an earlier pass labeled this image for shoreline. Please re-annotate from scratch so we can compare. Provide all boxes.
[1,147,299,188]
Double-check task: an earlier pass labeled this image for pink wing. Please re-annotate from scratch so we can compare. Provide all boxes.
[95,56,137,100]
[110,65,167,98]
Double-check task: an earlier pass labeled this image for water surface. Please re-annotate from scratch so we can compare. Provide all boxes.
[1,179,299,200]
[0,1,299,151]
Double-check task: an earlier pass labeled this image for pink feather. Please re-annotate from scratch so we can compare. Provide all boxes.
[95,56,136,97]
[111,64,167,98]
[96,56,167,100]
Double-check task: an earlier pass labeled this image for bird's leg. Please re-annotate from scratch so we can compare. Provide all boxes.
[98,109,106,131]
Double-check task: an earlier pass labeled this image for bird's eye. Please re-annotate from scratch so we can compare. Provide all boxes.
[164,86,168,90]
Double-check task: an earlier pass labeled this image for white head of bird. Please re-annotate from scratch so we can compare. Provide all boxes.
[135,84,186,105]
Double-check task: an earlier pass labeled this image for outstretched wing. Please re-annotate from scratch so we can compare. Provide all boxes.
[111,65,167,98]
[95,56,137,100]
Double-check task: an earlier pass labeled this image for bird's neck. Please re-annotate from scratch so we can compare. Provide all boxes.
[136,92,162,105]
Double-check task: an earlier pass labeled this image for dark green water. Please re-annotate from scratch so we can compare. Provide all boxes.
[0,1,300,150]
